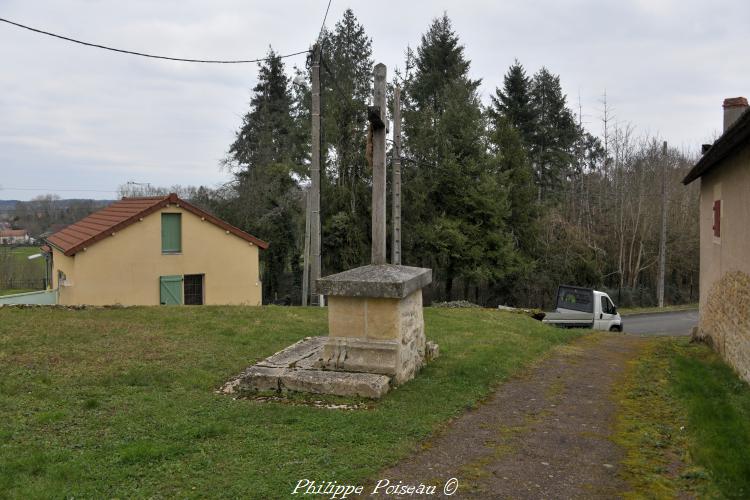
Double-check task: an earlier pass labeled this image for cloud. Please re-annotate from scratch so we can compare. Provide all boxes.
[1,0,748,200]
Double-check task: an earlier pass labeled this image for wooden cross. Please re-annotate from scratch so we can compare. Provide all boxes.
[369,63,387,265]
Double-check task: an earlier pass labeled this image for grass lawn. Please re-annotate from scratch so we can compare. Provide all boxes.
[0,306,581,498]
[1,246,46,292]
[4,246,44,269]
[615,338,750,498]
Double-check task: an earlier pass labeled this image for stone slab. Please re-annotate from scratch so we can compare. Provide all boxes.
[219,336,394,399]
[314,264,432,298]
[257,336,326,369]
[280,370,391,399]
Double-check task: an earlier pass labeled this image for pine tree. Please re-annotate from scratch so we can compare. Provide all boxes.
[490,117,538,256]
[317,9,374,272]
[230,49,296,167]
[403,14,514,300]
[529,67,578,201]
[226,49,303,303]
[490,60,535,145]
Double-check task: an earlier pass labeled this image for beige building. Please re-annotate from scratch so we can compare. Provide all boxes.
[45,194,267,306]
[0,229,31,245]
[683,97,750,383]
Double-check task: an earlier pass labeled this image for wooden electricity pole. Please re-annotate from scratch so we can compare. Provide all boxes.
[392,86,402,265]
[310,44,323,305]
[369,63,387,265]
[657,140,668,308]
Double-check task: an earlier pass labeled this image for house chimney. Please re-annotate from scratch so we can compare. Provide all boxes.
[723,97,748,131]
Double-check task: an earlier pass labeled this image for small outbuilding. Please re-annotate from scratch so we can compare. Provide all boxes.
[683,97,750,383]
[45,193,268,306]
[0,229,31,245]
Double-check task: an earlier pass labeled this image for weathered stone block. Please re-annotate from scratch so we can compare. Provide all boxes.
[280,370,390,399]
[258,336,326,369]
[238,365,285,392]
[319,288,428,384]
[219,337,394,399]
[328,296,366,338]
[315,264,432,298]
[365,297,400,340]
[320,337,400,376]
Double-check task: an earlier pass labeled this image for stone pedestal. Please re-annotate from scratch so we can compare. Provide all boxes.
[315,264,434,385]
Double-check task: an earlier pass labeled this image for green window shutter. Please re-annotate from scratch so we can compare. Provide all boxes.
[161,213,181,253]
[159,275,183,305]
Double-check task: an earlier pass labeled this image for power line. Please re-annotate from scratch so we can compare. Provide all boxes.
[0,16,310,64]
[317,0,333,42]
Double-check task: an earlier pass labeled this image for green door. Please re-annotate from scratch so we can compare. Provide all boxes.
[159,275,183,305]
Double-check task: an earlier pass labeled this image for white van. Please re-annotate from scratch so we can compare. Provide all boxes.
[542,285,623,332]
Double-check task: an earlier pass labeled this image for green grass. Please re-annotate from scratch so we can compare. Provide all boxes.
[7,246,41,259]
[0,306,581,498]
[615,338,750,498]
[1,246,46,291]
[618,303,698,316]
[670,341,750,498]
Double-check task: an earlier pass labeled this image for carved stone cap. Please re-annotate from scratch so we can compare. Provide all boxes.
[315,264,432,299]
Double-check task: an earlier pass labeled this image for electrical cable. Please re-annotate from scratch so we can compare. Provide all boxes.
[0,16,310,64]
[317,0,332,42]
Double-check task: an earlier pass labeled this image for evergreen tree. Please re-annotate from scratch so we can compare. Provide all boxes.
[226,49,303,303]
[317,9,374,272]
[230,49,297,167]
[529,67,578,201]
[490,60,535,145]
[403,14,514,300]
[490,117,538,256]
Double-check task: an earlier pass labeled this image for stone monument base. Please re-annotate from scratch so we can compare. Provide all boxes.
[219,336,440,399]
[220,264,438,399]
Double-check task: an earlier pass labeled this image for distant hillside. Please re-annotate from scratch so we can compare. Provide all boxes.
[0,199,113,211]
[0,199,114,235]
[0,200,19,212]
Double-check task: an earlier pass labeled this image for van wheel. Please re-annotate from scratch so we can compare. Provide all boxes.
[609,325,622,332]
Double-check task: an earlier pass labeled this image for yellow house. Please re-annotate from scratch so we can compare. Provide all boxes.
[45,193,268,306]
[683,97,750,383]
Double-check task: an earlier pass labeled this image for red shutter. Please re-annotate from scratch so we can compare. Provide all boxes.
[713,200,721,238]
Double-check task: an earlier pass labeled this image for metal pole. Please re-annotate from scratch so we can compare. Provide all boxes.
[371,63,387,265]
[392,86,402,265]
[311,44,323,305]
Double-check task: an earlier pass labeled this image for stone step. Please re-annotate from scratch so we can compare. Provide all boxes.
[236,365,391,399]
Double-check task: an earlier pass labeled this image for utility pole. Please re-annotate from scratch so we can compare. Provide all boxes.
[657,140,668,308]
[310,44,323,305]
[392,86,402,265]
[369,63,387,265]
[302,190,311,306]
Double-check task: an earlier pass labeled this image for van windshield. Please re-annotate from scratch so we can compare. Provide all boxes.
[557,287,593,313]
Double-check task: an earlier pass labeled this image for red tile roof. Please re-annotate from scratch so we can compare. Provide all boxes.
[46,193,268,256]
[0,229,28,237]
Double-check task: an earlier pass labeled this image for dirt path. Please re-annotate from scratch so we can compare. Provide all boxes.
[377,334,647,499]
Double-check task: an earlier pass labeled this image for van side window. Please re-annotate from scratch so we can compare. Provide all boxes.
[601,296,615,314]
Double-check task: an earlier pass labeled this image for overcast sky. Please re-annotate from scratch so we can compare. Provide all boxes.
[1,0,748,201]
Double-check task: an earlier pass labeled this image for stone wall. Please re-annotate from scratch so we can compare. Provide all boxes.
[696,271,750,383]
[397,289,426,382]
